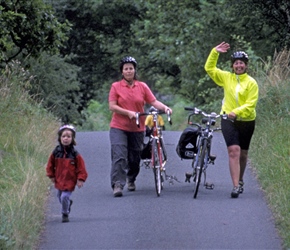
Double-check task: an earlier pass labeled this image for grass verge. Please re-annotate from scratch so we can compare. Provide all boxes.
[0,62,59,249]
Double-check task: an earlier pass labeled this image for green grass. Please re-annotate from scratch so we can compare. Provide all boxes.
[0,62,59,249]
[250,120,290,249]
[248,49,290,249]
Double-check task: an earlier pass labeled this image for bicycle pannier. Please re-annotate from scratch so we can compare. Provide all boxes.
[141,139,152,159]
[176,127,199,159]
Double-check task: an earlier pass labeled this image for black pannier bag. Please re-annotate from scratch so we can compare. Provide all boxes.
[176,127,199,159]
[141,139,152,159]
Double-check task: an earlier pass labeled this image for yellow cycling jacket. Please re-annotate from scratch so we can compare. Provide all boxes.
[205,48,259,121]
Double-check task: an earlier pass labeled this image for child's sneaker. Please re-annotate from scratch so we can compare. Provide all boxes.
[62,213,69,223]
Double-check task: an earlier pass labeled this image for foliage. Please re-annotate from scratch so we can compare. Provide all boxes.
[227,0,290,50]
[80,100,111,131]
[131,0,230,99]
[250,50,290,249]
[0,0,79,123]
[49,0,141,117]
[0,0,70,64]
[25,52,83,124]
[2,0,290,126]
[0,61,59,249]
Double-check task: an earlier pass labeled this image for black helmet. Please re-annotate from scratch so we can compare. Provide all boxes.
[231,51,249,64]
[119,56,137,72]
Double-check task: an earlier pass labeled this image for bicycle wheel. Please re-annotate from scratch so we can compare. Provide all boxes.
[152,139,162,196]
[193,141,207,199]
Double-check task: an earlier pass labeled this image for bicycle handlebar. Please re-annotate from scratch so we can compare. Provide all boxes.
[184,106,234,122]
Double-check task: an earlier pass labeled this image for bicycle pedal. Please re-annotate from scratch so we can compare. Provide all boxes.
[143,163,151,169]
[209,154,216,161]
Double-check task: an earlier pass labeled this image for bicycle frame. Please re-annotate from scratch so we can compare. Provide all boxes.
[184,107,221,198]
[136,107,176,196]
[150,113,167,168]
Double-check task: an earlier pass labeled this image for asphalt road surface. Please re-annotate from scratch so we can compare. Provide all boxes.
[39,131,282,250]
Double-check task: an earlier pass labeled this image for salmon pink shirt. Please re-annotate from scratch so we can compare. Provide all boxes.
[109,79,156,132]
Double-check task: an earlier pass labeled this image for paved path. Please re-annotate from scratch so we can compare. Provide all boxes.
[39,131,282,250]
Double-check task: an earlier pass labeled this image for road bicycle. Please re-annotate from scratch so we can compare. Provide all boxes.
[136,107,178,196]
[183,107,225,199]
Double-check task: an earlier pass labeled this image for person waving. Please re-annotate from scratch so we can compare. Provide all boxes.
[205,42,259,198]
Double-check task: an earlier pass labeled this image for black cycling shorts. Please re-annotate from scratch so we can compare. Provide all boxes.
[221,119,255,150]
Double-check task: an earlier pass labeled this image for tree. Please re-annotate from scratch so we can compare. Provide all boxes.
[130,0,232,105]
[225,0,290,52]
[0,0,70,65]
[49,0,141,114]
[26,52,82,124]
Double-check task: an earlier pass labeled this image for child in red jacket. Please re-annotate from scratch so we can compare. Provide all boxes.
[46,125,88,223]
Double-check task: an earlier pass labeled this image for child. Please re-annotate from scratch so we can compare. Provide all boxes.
[46,125,88,222]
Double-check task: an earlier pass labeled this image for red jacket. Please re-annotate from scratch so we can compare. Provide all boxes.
[46,145,88,191]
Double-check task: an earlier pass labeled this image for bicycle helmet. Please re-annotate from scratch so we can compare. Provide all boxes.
[231,51,249,64]
[119,56,137,72]
[58,124,76,135]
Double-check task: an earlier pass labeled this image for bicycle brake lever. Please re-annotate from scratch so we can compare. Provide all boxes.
[167,109,172,125]
[194,107,201,114]
[136,112,140,128]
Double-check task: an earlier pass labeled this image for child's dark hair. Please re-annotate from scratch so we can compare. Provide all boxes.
[58,125,77,146]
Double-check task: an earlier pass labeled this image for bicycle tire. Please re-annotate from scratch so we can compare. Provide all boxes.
[159,138,165,190]
[158,139,166,190]
[159,137,167,163]
[152,139,162,196]
[193,140,207,199]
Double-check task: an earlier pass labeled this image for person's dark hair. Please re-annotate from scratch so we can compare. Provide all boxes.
[58,125,76,146]
[231,51,249,65]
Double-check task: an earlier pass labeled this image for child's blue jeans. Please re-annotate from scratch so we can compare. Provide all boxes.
[57,190,72,215]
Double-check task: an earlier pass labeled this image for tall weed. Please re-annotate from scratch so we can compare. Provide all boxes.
[250,49,290,249]
[0,62,59,249]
